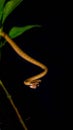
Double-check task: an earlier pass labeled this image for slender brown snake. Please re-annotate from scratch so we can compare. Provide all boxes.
[0,31,48,89]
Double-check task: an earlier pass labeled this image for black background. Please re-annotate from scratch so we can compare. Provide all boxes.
[0,1,64,130]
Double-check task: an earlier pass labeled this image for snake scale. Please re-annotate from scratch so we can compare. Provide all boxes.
[0,32,48,89]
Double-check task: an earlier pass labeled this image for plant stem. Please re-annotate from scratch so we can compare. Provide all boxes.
[0,80,28,130]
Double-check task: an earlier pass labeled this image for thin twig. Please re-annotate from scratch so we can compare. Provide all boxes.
[0,80,28,130]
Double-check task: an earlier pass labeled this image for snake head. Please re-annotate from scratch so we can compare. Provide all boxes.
[29,79,41,89]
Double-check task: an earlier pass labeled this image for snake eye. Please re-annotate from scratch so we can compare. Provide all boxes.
[29,79,41,89]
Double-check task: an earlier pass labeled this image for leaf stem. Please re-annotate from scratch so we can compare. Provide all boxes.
[0,80,28,130]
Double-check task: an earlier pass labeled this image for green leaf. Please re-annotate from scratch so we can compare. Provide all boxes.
[0,0,6,21]
[2,0,23,24]
[9,25,41,38]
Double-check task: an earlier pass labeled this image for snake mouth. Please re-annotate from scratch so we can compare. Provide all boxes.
[28,79,41,89]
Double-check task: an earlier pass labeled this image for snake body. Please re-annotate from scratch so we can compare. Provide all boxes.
[0,32,48,89]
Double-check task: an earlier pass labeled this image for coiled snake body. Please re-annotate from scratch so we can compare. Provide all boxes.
[0,32,48,89]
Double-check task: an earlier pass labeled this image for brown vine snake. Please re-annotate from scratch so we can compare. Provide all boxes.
[0,31,48,89]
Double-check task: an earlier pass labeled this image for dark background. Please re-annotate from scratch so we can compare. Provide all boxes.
[0,1,64,130]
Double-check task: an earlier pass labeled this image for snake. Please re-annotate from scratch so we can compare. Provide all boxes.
[0,31,48,89]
